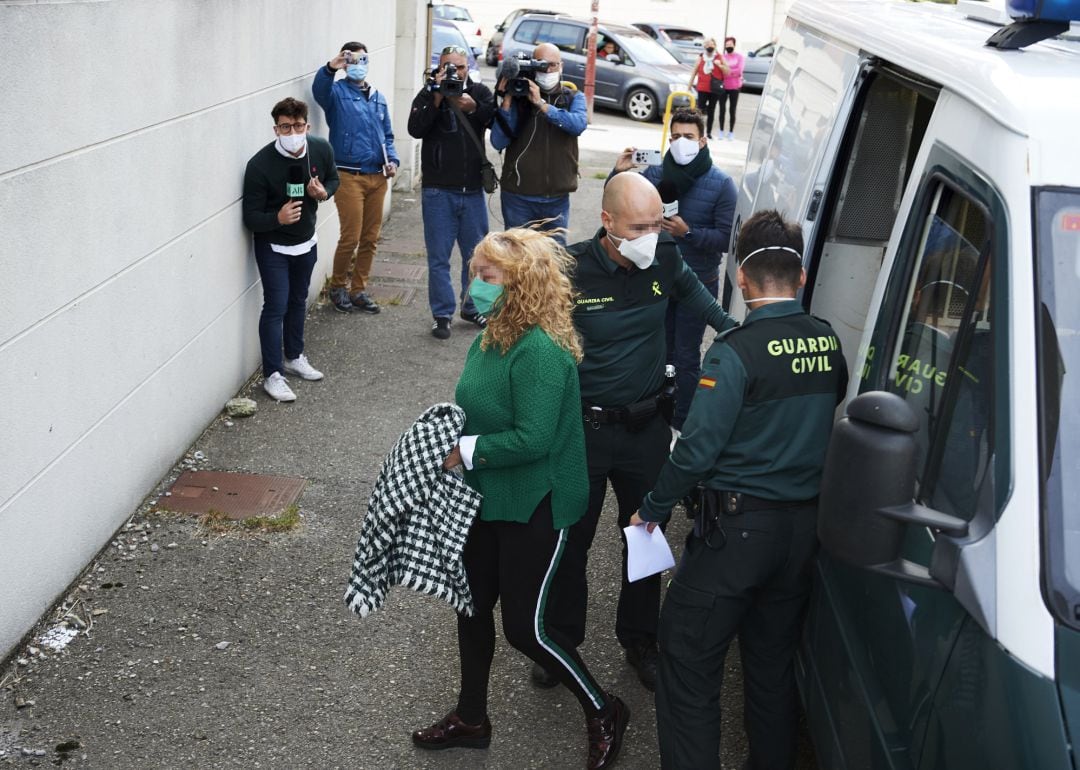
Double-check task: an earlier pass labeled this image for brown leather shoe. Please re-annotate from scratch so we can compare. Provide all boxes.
[412,711,491,751]
[586,693,630,769]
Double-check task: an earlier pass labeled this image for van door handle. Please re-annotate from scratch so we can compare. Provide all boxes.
[807,188,824,221]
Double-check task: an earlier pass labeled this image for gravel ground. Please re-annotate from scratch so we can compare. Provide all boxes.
[0,128,815,769]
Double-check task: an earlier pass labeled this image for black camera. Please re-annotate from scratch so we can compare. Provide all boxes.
[426,62,465,97]
[496,52,552,97]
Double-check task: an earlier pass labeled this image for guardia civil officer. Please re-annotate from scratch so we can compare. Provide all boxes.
[630,209,848,769]
[534,172,737,692]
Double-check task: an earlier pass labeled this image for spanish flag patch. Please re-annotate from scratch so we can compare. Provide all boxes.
[699,376,717,389]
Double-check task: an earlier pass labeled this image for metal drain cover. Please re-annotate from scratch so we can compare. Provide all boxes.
[369,262,427,281]
[156,471,306,520]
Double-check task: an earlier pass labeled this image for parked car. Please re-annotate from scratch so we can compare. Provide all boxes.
[432,3,483,58]
[740,41,774,92]
[431,18,481,84]
[485,7,557,66]
[632,23,705,65]
[729,0,1080,767]
[502,14,694,122]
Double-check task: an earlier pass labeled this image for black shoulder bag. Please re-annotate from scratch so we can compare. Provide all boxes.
[447,100,498,194]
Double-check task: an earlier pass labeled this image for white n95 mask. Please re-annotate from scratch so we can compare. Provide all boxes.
[669,137,701,166]
[609,231,659,269]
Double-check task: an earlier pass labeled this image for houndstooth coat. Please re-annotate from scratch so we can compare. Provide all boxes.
[345,403,482,618]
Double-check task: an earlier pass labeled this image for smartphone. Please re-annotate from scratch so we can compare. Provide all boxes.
[632,149,663,166]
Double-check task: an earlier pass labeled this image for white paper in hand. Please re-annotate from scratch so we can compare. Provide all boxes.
[623,524,676,582]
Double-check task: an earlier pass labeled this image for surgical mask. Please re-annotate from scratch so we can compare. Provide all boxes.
[468,277,503,315]
[669,137,701,166]
[278,133,306,154]
[607,231,658,269]
[536,71,560,91]
[346,63,368,82]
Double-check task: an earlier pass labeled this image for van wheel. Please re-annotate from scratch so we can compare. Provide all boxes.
[625,88,658,122]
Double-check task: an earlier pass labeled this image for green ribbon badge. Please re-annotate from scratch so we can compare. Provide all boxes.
[652,281,662,296]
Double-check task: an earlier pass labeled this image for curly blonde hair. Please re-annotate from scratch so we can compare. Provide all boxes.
[471,228,583,363]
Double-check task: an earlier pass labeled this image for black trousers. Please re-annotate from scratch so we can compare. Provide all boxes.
[656,504,818,770]
[717,89,740,132]
[697,89,718,135]
[456,495,608,724]
[545,413,671,651]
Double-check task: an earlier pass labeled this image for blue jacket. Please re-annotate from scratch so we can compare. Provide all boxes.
[312,66,400,172]
[637,162,736,281]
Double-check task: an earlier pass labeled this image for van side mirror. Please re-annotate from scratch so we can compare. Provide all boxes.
[818,392,969,590]
[496,23,505,32]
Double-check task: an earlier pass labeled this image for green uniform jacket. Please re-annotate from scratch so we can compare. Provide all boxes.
[568,229,736,407]
[455,326,588,529]
[640,301,849,521]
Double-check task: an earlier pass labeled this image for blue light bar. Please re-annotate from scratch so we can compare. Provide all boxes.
[1007,0,1080,23]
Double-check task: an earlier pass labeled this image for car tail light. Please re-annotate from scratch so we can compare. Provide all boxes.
[476,27,482,36]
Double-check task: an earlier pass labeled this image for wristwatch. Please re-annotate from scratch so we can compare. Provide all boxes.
[684,227,693,240]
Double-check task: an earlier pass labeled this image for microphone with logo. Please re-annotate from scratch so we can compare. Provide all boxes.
[286,165,306,204]
[657,180,679,219]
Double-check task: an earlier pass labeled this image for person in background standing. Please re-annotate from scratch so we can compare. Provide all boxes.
[241,97,339,402]
[612,108,737,432]
[692,39,723,139]
[716,37,745,141]
[312,41,399,315]
[491,43,587,245]
[407,44,496,341]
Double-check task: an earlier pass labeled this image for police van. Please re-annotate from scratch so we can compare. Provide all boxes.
[726,0,1080,766]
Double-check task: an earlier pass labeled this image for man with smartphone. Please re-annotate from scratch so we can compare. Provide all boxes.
[312,41,400,314]
[407,45,496,340]
[613,108,737,432]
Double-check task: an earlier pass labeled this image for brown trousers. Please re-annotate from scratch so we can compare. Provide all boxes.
[332,171,388,292]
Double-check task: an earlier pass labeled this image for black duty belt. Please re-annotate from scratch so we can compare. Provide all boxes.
[582,395,661,430]
[716,491,819,514]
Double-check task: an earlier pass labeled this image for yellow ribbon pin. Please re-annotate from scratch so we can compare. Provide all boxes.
[652,281,662,296]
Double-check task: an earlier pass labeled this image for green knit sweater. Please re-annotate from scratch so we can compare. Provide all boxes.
[456,326,588,529]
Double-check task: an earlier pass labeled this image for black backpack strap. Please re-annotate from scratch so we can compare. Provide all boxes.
[447,99,494,171]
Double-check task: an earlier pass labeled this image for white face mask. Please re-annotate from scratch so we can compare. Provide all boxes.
[536,71,561,91]
[278,133,306,154]
[608,231,659,269]
[669,137,701,166]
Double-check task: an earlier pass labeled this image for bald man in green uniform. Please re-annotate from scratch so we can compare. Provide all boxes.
[632,210,848,769]
[536,173,737,693]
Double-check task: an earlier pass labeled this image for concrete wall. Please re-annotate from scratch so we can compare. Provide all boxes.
[0,0,418,658]
[465,0,795,54]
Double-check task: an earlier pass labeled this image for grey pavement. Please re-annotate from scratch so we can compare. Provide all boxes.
[0,100,813,769]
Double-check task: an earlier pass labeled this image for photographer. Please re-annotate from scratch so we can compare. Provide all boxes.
[491,43,587,245]
[408,45,496,340]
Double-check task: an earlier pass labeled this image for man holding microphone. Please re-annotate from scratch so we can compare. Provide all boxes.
[242,97,339,402]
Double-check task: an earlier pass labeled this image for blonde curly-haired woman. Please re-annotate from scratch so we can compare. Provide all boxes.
[412,229,630,770]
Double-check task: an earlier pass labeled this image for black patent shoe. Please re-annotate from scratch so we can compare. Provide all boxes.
[412,710,491,751]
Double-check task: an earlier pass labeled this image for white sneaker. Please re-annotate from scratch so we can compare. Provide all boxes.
[283,353,324,381]
[263,372,297,402]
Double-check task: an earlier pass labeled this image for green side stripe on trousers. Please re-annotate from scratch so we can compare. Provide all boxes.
[534,528,606,709]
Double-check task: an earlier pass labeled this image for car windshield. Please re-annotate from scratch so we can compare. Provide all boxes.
[436,5,472,22]
[614,32,681,66]
[1037,187,1080,631]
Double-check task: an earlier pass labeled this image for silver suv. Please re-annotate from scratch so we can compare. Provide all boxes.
[501,14,694,122]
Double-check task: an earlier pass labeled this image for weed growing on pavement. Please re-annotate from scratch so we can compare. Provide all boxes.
[197,505,301,536]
